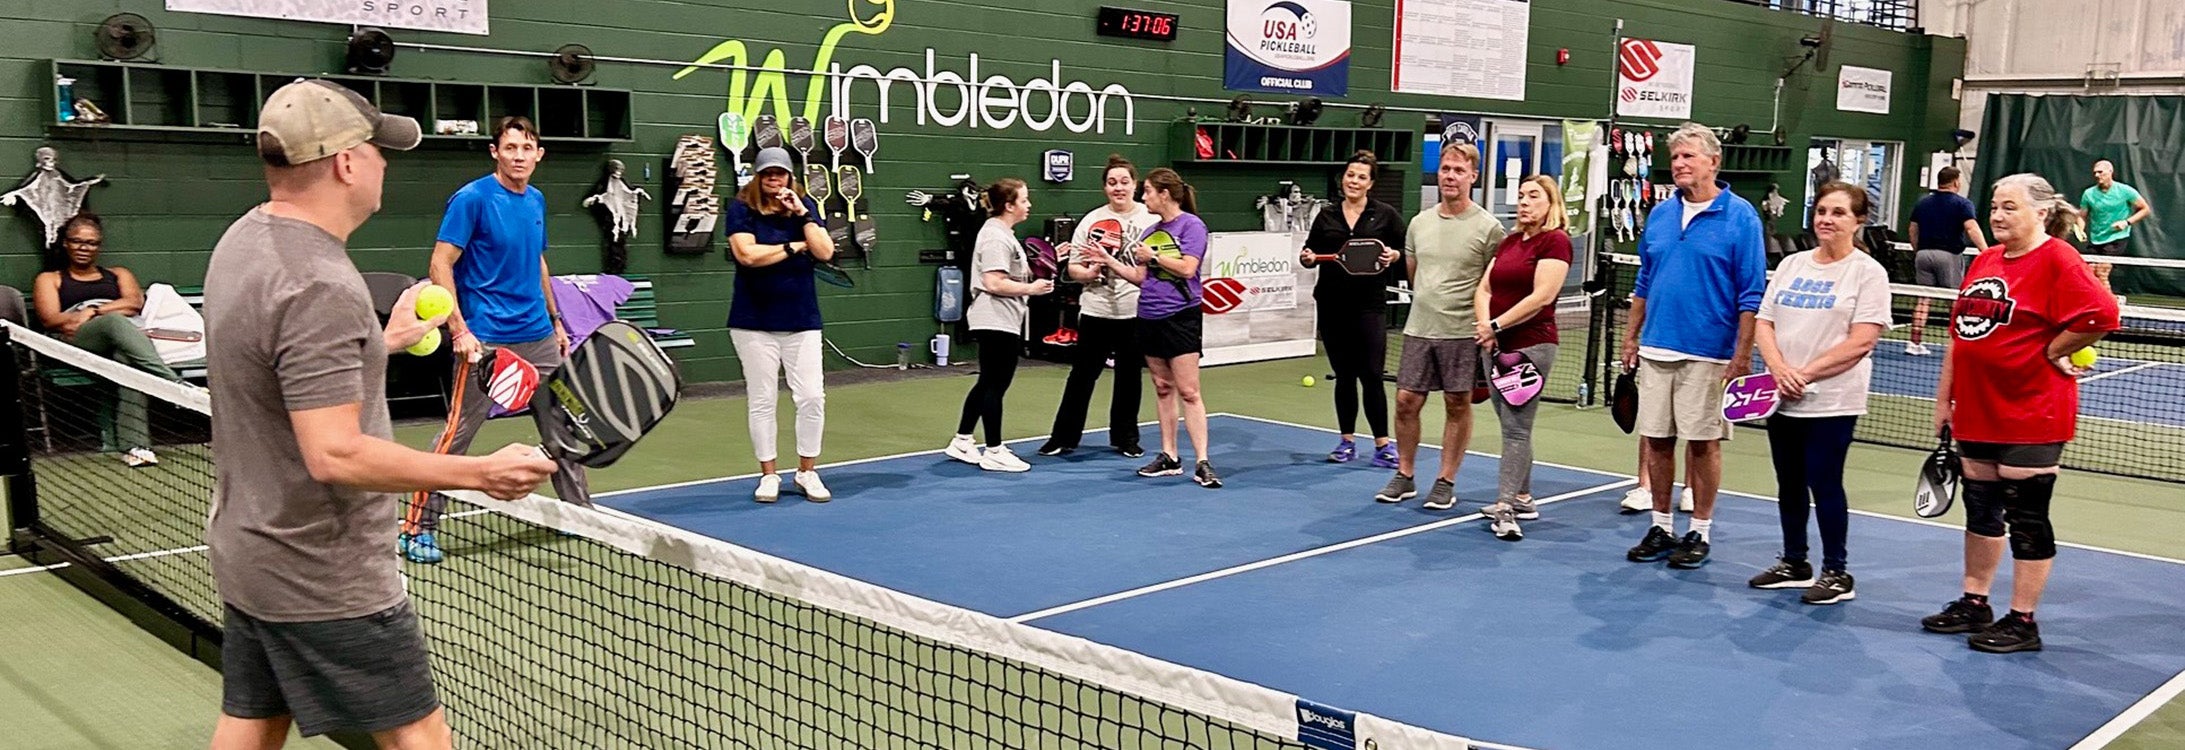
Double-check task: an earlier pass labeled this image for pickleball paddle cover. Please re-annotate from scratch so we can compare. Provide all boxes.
[1611,369,1639,434]
[1914,426,1960,519]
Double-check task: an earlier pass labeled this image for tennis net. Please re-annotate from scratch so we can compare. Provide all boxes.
[1584,252,2185,484]
[0,320,1470,750]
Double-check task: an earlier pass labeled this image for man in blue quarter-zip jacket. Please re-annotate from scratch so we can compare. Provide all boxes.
[1617,123,1768,571]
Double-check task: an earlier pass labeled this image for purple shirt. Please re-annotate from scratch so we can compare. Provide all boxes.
[550,274,636,349]
[1135,213,1208,320]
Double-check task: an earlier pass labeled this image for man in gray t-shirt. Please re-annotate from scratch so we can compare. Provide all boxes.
[205,80,555,749]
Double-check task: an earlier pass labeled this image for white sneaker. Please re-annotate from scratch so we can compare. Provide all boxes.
[1618,486,1651,514]
[121,446,159,468]
[1677,486,1694,513]
[794,470,832,502]
[978,446,1031,473]
[754,473,781,503]
[1903,341,1931,356]
[945,434,981,465]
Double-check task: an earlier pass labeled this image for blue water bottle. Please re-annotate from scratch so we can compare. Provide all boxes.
[895,342,911,370]
[55,75,75,123]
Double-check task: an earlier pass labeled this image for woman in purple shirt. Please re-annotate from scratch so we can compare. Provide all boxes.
[1086,168,1220,489]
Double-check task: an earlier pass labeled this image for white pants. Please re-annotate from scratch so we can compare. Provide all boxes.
[731,329,826,462]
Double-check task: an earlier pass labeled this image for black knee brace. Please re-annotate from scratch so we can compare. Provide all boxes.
[2002,474,2058,560]
[1960,478,2007,538]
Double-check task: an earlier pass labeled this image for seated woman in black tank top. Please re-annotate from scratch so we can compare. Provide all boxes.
[30,212,180,467]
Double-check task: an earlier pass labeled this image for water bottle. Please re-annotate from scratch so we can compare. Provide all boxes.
[895,342,911,370]
[55,76,75,123]
[929,334,952,367]
[1575,382,1592,408]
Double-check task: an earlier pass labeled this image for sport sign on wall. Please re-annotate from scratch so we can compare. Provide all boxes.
[1614,38,1695,120]
[167,0,490,35]
[1837,65,1893,114]
[1201,231,1316,366]
[1225,0,1353,96]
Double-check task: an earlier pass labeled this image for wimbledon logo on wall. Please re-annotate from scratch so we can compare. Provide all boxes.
[675,0,1137,136]
[1225,0,1352,95]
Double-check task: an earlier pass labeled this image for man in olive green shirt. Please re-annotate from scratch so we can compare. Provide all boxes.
[1375,142,1508,510]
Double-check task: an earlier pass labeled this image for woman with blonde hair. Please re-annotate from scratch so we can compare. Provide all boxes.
[1472,176,1570,540]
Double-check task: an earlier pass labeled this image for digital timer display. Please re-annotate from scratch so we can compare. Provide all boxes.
[1096,7,1180,42]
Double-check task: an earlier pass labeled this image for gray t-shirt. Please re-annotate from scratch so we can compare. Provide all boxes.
[966,218,1030,336]
[1402,202,1507,339]
[1067,203,1155,320]
[204,207,401,622]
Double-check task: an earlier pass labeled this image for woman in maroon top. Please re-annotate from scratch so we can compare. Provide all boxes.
[1470,176,1571,540]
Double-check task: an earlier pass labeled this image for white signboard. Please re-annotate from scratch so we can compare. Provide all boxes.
[1837,65,1893,115]
[168,0,490,35]
[1224,0,1353,95]
[1614,39,1695,120]
[1202,231,1316,366]
[1391,0,1530,101]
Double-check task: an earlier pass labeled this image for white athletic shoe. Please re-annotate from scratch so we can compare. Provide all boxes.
[753,473,781,504]
[1903,341,1931,357]
[978,446,1031,473]
[121,446,159,468]
[1618,486,1651,514]
[793,470,832,502]
[945,434,981,465]
[1678,486,1694,513]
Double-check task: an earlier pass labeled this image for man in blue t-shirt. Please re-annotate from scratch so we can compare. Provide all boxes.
[400,116,590,564]
[1901,166,1987,355]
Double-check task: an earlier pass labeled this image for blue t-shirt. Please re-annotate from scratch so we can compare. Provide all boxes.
[438,175,554,344]
[1907,190,1977,251]
[725,197,827,332]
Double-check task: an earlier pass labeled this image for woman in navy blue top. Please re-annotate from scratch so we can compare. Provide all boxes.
[727,147,837,504]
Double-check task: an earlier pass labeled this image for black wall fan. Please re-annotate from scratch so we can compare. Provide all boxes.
[96,13,156,61]
[549,44,596,84]
[346,27,396,75]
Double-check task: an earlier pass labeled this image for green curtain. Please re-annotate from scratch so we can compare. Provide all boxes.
[1973,94,2183,297]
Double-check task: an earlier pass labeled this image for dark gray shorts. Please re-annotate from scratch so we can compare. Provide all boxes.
[1956,440,2065,468]
[1396,335,1480,393]
[2087,239,2128,257]
[222,600,440,736]
[1912,249,1965,289]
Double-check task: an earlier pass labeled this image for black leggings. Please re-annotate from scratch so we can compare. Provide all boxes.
[1047,316,1143,450]
[957,330,1023,447]
[1768,414,1856,571]
[1320,308,1389,438]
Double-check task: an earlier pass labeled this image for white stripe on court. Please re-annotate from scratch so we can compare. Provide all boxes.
[2070,666,2185,749]
[1005,478,1637,624]
[0,508,498,582]
[2079,360,2170,385]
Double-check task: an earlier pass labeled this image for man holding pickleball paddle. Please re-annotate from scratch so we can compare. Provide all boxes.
[402,115,590,565]
[203,79,556,749]
[1618,124,1768,570]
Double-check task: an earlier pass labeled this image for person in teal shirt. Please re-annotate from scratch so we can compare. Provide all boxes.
[2077,159,2152,291]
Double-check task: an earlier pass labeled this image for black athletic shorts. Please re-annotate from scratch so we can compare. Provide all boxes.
[1137,308,1204,360]
[1956,440,2065,468]
[222,600,440,736]
[2087,239,2128,257]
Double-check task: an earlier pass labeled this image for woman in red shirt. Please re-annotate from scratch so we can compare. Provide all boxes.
[1470,176,1571,541]
[1921,173,2119,654]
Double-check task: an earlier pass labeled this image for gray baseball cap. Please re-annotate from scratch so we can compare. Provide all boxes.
[257,79,422,166]
[753,147,794,175]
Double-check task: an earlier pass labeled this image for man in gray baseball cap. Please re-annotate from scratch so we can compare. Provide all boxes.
[204,79,554,748]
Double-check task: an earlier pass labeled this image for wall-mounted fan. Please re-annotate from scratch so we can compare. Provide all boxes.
[346,27,396,76]
[96,13,156,61]
[549,44,595,84]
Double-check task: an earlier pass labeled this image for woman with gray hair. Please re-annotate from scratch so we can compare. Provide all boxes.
[1920,173,2118,653]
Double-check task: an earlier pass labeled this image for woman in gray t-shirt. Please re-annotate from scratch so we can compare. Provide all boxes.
[943,178,1053,472]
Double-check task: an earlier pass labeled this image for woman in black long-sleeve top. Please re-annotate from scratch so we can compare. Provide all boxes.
[1301,150,1406,467]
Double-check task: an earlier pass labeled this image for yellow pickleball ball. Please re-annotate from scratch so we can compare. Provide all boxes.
[1301,375,1316,387]
[415,284,455,321]
[406,327,442,356]
[2069,347,2098,369]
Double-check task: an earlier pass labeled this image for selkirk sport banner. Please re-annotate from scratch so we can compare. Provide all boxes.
[167,0,490,35]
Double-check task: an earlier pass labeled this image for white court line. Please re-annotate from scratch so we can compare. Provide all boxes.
[2079,360,2170,385]
[0,508,498,582]
[2072,667,2185,749]
[1006,478,1637,624]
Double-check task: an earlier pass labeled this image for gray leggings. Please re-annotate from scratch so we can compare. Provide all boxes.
[1490,342,1557,503]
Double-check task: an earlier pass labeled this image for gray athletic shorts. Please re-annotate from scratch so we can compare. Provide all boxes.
[1396,335,1480,393]
[1957,440,2065,468]
[222,600,440,736]
[1912,249,1965,289]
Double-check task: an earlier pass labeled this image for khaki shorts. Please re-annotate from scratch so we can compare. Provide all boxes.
[1637,357,1731,441]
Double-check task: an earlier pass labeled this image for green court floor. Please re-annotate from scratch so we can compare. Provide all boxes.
[5,353,2180,748]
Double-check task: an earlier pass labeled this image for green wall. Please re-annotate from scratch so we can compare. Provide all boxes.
[0,0,1962,384]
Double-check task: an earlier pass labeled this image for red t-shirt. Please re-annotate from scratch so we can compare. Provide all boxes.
[1948,236,2120,444]
[1485,229,1573,350]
